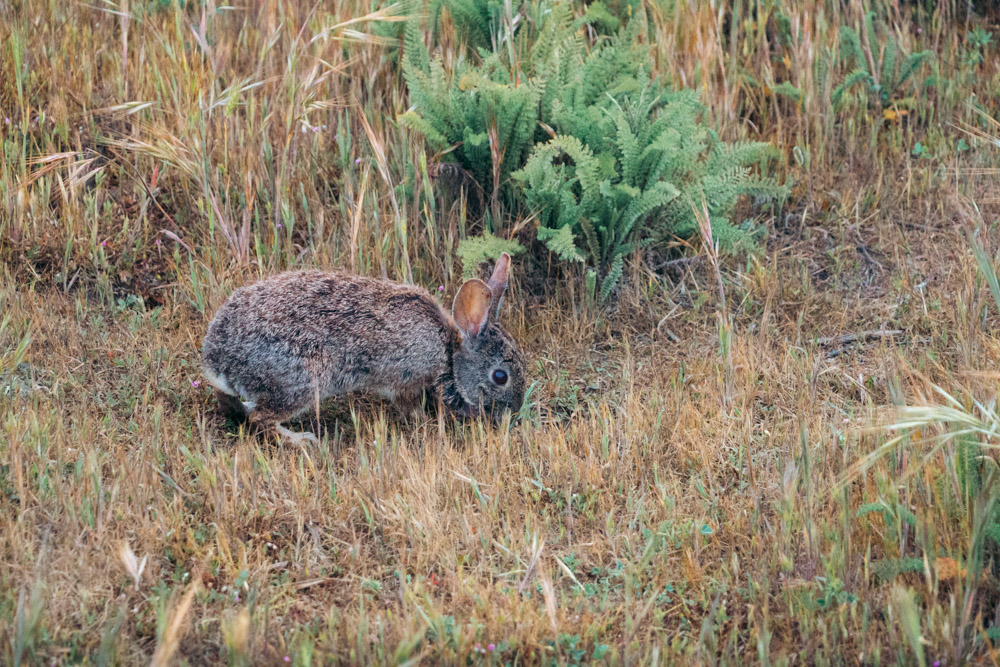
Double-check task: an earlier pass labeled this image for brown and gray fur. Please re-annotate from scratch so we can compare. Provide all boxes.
[201,254,525,443]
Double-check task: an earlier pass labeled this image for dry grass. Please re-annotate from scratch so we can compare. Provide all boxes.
[4,0,1000,664]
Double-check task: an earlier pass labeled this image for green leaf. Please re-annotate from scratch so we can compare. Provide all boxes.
[538,225,585,262]
[970,231,1000,319]
[397,111,450,151]
[599,254,624,303]
[457,233,525,280]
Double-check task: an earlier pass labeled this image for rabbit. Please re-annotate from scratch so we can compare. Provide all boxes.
[201,253,525,445]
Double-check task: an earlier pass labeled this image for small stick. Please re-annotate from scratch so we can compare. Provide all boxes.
[650,256,702,271]
[818,329,904,358]
[815,330,904,347]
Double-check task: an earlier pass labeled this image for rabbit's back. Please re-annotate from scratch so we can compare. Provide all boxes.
[202,271,455,407]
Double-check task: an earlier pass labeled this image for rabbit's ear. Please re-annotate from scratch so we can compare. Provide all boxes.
[486,252,511,316]
[453,279,493,338]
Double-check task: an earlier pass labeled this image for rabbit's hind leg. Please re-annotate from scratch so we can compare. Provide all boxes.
[274,425,320,447]
[247,404,319,447]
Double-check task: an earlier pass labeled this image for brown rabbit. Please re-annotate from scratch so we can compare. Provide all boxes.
[201,254,525,444]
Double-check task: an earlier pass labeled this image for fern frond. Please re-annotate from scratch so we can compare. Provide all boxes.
[436,0,501,51]
[833,68,873,108]
[577,1,620,34]
[538,224,585,262]
[771,81,803,105]
[897,50,934,90]
[838,25,866,72]
[398,111,450,151]
[457,232,525,279]
[599,254,624,303]
[878,35,898,94]
[620,180,679,242]
[528,2,576,75]
[612,103,641,184]
[578,215,601,266]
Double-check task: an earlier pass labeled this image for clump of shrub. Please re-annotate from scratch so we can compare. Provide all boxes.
[833,11,935,112]
[401,1,787,301]
[517,87,784,301]
[400,3,605,207]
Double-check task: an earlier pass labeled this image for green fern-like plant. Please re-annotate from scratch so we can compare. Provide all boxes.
[516,86,786,301]
[870,557,925,583]
[402,3,786,303]
[456,231,525,279]
[401,23,544,206]
[832,12,934,110]
[400,5,645,207]
[374,0,508,62]
[429,0,504,50]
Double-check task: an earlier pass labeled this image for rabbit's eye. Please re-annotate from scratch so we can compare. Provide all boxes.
[491,369,508,386]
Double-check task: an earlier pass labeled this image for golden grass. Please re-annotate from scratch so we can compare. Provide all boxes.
[4,0,1000,664]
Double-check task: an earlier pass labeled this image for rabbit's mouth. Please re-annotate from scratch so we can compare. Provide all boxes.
[438,372,478,418]
[453,400,478,418]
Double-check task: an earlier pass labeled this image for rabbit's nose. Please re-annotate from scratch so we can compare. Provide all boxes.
[455,401,478,418]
